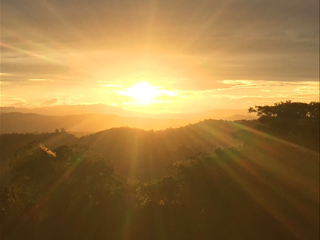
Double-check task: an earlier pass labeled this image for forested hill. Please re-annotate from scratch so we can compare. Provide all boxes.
[0,119,257,184]
[1,101,319,240]
[78,119,257,180]
[0,131,78,186]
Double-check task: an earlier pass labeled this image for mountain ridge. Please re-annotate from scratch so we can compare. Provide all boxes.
[0,104,256,120]
[0,111,256,135]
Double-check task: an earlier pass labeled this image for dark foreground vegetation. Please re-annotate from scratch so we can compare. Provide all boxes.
[1,101,319,240]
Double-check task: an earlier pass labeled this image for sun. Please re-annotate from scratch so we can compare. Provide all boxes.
[123,82,161,103]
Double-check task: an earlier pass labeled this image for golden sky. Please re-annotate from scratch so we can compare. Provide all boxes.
[1,0,319,114]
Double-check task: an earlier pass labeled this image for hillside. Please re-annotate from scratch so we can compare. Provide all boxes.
[0,132,78,186]
[1,117,318,240]
[0,119,257,184]
[78,120,255,180]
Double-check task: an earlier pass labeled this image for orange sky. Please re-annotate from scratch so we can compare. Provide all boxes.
[1,0,319,114]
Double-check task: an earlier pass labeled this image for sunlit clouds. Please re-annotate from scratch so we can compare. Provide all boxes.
[0,0,319,113]
[1,78,318,114]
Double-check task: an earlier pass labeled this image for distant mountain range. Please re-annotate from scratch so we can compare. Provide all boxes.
[0,104,256,134]
[0,104,133,117]
[226,114,257,121]
[0,112,192,134]
[0,104,256,119]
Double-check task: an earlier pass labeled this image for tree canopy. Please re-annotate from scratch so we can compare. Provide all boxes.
[248,100,319,122]
[1,143,126,240]
[248,100,319,149]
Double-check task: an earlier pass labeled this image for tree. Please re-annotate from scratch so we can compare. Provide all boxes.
[248,100,319,149]
[248,100,319,122]
[2,143,126,240]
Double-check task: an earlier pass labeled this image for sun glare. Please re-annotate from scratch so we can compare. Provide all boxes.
[123,82,161,103]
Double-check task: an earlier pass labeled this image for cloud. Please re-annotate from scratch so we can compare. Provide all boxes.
[2,0,318,56]
[1,0,318,112]
[218,80,259,90]
[29,78,53,82]
[173,80,319,104]
[43,98,57,105]
[0,96,28,107]
[0,73,12,76]
[212,80,319,93]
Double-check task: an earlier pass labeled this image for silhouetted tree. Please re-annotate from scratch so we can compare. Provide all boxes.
[249,100,319,149]
[249,100,316,117]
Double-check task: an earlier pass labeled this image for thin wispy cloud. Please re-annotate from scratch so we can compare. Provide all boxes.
[29,79,53,82]
[42,98,58,105]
